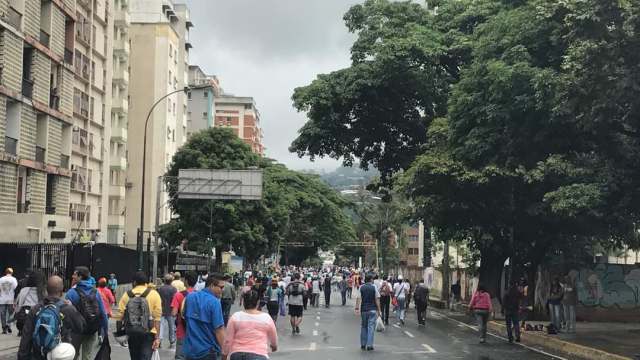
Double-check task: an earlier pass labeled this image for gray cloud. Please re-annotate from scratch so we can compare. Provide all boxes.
[183,0,361,170]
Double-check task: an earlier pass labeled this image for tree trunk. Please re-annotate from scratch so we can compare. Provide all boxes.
[478,250,506,301]
[442,238,450,304]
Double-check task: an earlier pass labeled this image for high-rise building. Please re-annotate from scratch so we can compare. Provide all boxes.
[185,65,221,139]
[126,0,192,244]
[69,0,112,242]
[0,0,76,242]
[107,0,129,244]
[214,95,264,155]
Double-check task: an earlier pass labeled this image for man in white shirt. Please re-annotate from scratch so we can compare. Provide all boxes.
[0,268,18,334]
[393,276,410,325]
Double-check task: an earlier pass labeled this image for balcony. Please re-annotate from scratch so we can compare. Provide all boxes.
[77,0,91,9]
[22,78,34,99]
[108,213,125,227]
[110,155,126,170]
[35,146,46,163]
[112,97,128,115]
[64,48,73,65]
[113,67,129,88]
[4,136,18,155]
[2,6,22,30]
[39,30,50,48]
[115,11,130,28]
[114,39,130,60]
[111,126,127,143]
[110,184,126,199]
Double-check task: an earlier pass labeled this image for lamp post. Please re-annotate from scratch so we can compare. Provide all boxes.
[137,85,212,271]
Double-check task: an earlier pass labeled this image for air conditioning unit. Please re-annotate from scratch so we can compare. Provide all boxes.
[71,164,78,171]
[125,181,133,188]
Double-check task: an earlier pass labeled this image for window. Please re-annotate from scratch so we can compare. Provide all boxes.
[226,117,232,126]
[172,129,175,142]
[202,112,207,118]
[203,91,208,98]
[172,102,176,115]
[168,70,172,85]
[169,44,173,57]
[173,77,177,89]
[167,98,171,112]
[167,126,171,140]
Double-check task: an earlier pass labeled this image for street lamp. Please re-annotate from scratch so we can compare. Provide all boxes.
[137,85,212,271]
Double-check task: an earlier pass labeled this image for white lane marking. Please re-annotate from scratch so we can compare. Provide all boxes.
[313,330,318,336]
[392,324,401,329]
[396,351,437,354]
[404,330,415,338]
[309,342,317,351]
[314,322,319,327]
[421,344,437,353]
[431,310,568,360]
[316,316,321,320]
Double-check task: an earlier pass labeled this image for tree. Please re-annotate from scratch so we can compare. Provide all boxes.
[165,128,356,265]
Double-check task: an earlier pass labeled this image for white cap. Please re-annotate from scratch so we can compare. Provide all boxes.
[397,275,403,280]
[47,343,76,360]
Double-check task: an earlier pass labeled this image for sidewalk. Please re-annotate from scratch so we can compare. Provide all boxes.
[0,332,20,358]
[436,301,639,360]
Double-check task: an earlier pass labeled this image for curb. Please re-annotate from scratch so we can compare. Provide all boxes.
[487,321,632,360]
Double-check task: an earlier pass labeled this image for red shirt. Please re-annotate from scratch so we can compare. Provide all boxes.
[171,287,194,339]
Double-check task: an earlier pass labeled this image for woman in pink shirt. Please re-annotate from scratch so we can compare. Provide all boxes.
[469,284,492,343]
[223,289,278,360]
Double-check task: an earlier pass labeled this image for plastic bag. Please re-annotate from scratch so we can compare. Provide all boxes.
[152,349,160,360]
[376,316,385,332]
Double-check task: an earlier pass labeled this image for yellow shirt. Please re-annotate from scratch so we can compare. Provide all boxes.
[117,285,162,334]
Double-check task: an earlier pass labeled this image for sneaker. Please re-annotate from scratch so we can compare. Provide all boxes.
[296,326,300,334]
[169,343,176,350]
[6,327,11,334]
[366,346,374,351]
[400,319,405,325]
[292,328,296,335]
[508,337,513,343]
[361,346,366,350]
[515,337,521,343]
[480,338,486,344]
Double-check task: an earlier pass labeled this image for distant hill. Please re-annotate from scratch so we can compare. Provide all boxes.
[312,166,379,190]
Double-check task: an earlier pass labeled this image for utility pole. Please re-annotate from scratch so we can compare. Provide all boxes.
[442,237,451,306]
[152,176,162,282]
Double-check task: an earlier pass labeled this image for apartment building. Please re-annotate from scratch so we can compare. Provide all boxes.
[0,0,76,242]
[214,95,264,155]
[107,0,128,244]
[69,0,112,242]
[126,0,192,244]
[185,65,221,138]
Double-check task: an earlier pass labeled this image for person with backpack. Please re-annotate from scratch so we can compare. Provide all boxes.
[18,275,85,360]
[117,271,162,360]
[221,275,236,326]
[285,273,305,335]
[413,281,429,326]
[157,274,177,349]
[16,271,47,337]
[182,275,226,360]
[392,275,409,326]
[379,278,391,325]
[172,272,197,360]
[266,278,284,323]
[65,267,108,360]
[502,282,523,343]
[338,276,348,306]
[469,284,492,343]
[355,274,381,351]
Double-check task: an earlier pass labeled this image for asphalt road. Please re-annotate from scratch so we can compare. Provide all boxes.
[2,291,576,360]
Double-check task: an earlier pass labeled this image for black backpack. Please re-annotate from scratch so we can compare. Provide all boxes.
[75,288,101,334]
[289,282,303,296]
[123,288,152,337]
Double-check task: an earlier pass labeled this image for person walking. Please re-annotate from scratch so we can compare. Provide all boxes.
[172,272,186,292]
[172,272,197,360]
[96,278,116,318]
[65,267,109,360]
[338,276,348,306]
[0,267,17,334]
[15,271,46,337]
[346,275,354,299]
[392,275,409,325]
[413,281,429,326]
[17,275,85,360]
[158,274,178,349]
[182,275,226,360]
[266,278,283,323]
[107,274,118,297]
[502,282,522,343]
[285,273,305,335]
[221,275,236,326]
[355,274,381,351]
[222,290,278,360]
[379,278,391,325]
[311,277,321,308]
[469,284,492,343]
[562,275,577,333]
[548,277,564,332]
[117,271,162,360]
[323,275,332,308]
[302,277,310,310]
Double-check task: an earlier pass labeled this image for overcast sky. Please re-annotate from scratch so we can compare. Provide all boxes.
[183,0,361,171]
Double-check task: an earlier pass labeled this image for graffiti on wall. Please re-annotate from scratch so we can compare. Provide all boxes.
[573,264,640,309]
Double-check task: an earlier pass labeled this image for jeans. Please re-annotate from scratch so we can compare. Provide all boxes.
[360,310,377,348]
[505,312,520,341]
[187,350,219,360]
[0,304,12,328]
[563,304,576,333]
[341,290,347,306]
[396,297,406,321]
[475,309,489,341]
[347,287,352,299]
[160,315,176,345]
[415,301,427,325]
[550,304,562,330]
[128,333,154,360]
[175,338,185,360]
[324,290,331,307]
[267,301,279,322]
[72,332,100,360]
[229,353,268,360]
[380,296,390,324]
[222,299,233,326]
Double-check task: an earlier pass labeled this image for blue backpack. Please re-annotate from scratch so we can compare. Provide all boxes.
[32,300,65,355]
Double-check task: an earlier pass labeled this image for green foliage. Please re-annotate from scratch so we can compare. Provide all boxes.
[165,128,356,264]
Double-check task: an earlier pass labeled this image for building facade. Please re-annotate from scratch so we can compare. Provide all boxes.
[185,65,220,138]
[69,0,112,242]
[126,0,192,244]
[0,0,76,242]
[213,95,264,155]
[107,0,129,244]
